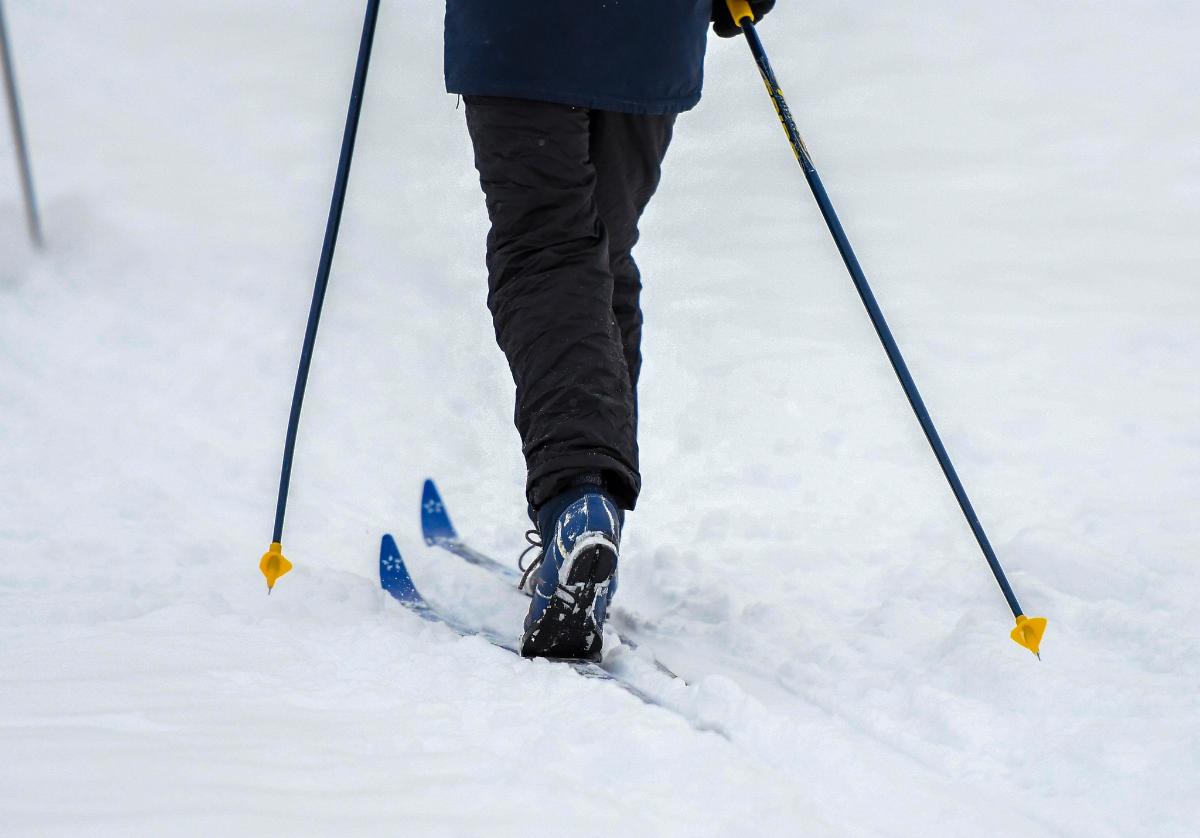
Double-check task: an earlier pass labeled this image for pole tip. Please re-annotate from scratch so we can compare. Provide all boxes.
[1010,615,1048,656]
[260,542,293,591]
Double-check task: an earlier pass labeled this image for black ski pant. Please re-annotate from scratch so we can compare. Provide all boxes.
[464,96,675,514]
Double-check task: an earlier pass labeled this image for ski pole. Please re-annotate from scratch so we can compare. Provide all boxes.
[724,0,1047,656]
[261,0,380,592]
[0,0,43,249]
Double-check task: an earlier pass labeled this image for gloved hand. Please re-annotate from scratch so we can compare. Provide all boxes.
[712,0,775,38]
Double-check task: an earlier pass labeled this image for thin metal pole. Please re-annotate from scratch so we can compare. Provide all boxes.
[272,0,380,545]
[739,21,1025,619]
[0,0,43,249]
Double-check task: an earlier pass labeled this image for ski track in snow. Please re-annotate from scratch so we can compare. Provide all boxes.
[2,1,1198,835]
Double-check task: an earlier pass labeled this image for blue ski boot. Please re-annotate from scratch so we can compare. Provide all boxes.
[519,485,621,662]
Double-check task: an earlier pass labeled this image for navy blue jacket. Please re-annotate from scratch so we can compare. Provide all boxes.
[445,1,712,115]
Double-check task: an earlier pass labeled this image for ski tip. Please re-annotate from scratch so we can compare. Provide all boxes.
[421,478,458,545]
[380,534,420,603]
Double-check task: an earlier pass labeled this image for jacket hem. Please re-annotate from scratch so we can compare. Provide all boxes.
[446,78,701,116]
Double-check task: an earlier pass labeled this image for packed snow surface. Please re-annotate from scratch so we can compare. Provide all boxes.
[2,1,1198,835]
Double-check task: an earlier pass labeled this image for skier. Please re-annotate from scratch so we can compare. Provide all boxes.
[445,0,775,660]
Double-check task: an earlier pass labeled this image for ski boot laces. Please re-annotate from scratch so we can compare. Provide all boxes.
[517,528,543,593]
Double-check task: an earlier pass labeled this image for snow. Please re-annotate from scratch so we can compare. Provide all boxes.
[2,1,1198,835]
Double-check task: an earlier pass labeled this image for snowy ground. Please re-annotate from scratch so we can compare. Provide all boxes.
[2,1,1198,835]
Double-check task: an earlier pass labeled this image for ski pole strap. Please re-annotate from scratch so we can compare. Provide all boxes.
[725,0,755,27]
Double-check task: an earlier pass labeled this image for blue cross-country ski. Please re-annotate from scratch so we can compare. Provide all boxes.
[379,533,700,719]
[419,478,679,678]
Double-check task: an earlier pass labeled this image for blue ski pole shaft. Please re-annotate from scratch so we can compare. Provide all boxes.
[263,0,379,590]
[0,0,43,249]
[736,20,1025,620]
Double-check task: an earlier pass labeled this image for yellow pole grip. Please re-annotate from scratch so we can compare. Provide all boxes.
[726,0,755,27]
